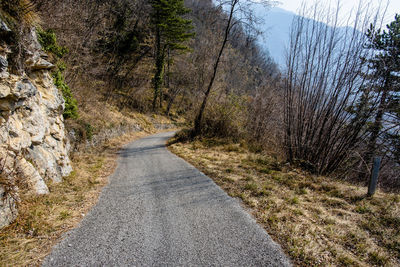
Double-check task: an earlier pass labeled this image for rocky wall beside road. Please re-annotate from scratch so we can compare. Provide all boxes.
[0,21,72,228]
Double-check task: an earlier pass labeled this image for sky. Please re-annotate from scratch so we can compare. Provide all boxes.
[276,0,399,26]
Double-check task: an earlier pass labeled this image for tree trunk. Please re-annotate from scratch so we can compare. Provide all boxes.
[362,85,389,178]
[194,0,237,135]
[153,27,165,111]
[166,89,178,116]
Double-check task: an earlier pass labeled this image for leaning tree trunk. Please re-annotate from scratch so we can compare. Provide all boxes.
[194,0,237,135]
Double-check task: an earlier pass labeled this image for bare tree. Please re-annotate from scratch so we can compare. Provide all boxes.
[283,0,382,174]
[193,0,272,135]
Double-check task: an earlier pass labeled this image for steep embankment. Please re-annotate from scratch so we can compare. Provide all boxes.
[0,19,71,228]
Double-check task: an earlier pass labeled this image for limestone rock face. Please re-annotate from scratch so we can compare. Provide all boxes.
[0,21,72,228]
[0,186,17,229]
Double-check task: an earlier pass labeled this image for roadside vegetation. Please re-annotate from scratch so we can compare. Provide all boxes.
[169,138,400,266]
[1,0,399,266]
[37,28,78,119]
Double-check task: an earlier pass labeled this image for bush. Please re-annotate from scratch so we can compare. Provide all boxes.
[37,28,68,58]
[201,95,246,141]
[52,69,78,119]
[36,28,78,119]
[167,128,194,145]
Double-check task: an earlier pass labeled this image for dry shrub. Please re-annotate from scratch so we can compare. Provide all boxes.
[246,82,284,154]
[0,0,39,26]
[201,94,247,141]
[341,151,400,192]
[33,0,154,115]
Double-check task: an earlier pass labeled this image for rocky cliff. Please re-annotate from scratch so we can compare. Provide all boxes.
[0,20,72,228]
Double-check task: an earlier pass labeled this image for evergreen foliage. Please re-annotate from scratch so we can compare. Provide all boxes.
[150,0,194,110]
[150,0,194,50]
[95,0,152,102]
[52,68,79,119]
[357,14,400,175]
[37,28,78,119]
[37,29,68,58]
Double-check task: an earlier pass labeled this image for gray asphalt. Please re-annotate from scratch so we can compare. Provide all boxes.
[43,131,291,266]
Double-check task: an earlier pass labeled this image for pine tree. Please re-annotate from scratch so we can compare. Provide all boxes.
[96,0,152,101]
[360,14,400,177]
[150,0,194,111]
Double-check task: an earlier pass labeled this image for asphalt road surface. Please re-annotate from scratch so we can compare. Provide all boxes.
[43,131,291,266]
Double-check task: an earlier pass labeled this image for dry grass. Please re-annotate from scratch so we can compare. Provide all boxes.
[0,119,176,266]
[169,138,400,267]
[0,0,40,26]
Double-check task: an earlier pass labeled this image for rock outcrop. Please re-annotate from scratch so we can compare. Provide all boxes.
[0,20,72,228]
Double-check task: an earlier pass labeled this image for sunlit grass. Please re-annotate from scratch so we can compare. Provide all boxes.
[169,138,400,267]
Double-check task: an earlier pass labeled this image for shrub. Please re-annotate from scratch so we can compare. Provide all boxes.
[36,28,78,119]
[37,28,68,58]
[201,95,246,141]
[52,69,78,119]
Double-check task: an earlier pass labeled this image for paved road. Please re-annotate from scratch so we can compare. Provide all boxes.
[43,132,291,266]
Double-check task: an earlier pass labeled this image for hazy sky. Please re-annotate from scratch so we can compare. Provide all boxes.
[276,0,399,25]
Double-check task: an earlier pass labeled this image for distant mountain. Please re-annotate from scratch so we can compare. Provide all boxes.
[255,7,296,68]
[255,7,364,70]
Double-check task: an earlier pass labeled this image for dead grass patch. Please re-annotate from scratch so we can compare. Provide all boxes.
[169,138,400,267]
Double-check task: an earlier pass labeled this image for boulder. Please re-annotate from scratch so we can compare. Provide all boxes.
[12,78,37,99]
[16,158,49,195]
[21,96,48,145]
[26,54,55,71]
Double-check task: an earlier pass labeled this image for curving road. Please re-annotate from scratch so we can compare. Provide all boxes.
[43,132,291,266]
